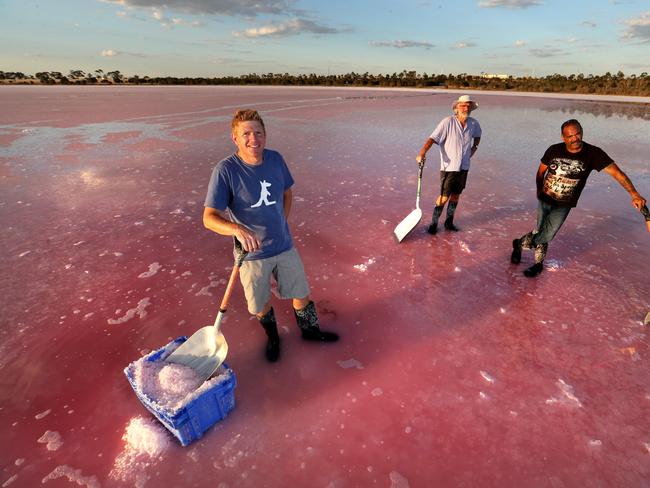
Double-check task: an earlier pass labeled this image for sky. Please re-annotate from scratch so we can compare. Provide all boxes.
[1,0,649,77]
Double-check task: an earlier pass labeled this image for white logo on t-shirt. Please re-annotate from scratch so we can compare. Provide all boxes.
[251,180,276,208]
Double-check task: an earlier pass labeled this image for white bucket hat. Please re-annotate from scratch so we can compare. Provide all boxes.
[452,95,478,111]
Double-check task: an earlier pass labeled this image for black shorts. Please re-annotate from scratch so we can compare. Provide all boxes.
[440,170,468,196]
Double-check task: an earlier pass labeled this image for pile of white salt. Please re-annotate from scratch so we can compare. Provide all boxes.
[130,341,229,413]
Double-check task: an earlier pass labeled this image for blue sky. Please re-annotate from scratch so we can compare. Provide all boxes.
[1,0,649,77]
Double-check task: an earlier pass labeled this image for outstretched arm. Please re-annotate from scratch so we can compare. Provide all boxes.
[203,207,262,252]
[603,162,646,209]
[416,138,436,165]
[603,162,649,233]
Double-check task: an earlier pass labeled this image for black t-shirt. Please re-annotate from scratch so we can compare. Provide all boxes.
[539,141,614,208]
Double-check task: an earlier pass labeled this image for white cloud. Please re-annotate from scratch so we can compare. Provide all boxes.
[235,18,340,38]
[100,49,147,58]
[369,40,434,49]
[101,0,295,16]
[514,40,526,47]
[453,41,477,49]
[479,0,542,8]
[622,11,650,42]
[148,9,204,27]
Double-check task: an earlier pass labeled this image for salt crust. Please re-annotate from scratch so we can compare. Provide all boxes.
[130,341,229,414]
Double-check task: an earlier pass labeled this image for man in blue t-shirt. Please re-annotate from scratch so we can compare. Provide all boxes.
[511,119,648,277]
[204,109,338,362]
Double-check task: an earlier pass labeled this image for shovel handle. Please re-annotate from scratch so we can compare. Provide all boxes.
[415,161,424,210]
[213,239,248,326]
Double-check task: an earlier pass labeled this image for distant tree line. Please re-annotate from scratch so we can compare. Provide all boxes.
[1,69,649,96]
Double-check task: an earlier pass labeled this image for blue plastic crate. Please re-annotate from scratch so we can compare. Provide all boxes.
[124,336,237,446]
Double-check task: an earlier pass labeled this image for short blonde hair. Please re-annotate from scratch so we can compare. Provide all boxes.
[231,109,266,133]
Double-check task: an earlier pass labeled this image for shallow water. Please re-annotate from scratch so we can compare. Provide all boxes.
[1,86,649,487]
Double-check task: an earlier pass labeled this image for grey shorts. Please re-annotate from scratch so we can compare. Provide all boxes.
[440,170,468,196]
[239,247,310,314]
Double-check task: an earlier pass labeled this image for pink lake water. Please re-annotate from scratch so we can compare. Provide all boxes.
[1,85,649,487]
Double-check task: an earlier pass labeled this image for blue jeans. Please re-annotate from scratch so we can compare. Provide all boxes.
[521,200,571,249]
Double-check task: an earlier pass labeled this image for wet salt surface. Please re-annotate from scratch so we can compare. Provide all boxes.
[0,86,649,487]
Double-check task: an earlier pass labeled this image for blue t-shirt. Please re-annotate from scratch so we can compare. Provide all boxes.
[429,115,482,171]
[205,149,295,260]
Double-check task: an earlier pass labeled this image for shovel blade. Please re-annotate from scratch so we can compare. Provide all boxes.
[166,325,228,381]
[394,208,422,242]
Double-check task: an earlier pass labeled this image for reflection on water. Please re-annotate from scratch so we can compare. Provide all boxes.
[541,100,650,121]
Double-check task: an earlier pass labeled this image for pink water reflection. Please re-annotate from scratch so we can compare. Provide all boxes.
[1,86,649,487]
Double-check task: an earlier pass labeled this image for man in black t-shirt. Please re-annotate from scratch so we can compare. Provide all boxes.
[510,119,648,277]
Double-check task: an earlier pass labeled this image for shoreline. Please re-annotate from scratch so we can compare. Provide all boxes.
[2,82,649,104]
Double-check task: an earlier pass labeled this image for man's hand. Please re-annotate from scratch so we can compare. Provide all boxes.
[233,225,262,252]
[416,154,426,166]
[631,193,646,211]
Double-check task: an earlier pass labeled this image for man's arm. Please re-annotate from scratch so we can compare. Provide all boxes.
[603,162,646,209]
[535,161,549,197]
[283,188,292,218]
[203,207,262,252]
[470,136,481,157]
[416,138,437,164]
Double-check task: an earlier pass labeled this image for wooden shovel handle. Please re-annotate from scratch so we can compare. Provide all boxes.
[219,238,248,313]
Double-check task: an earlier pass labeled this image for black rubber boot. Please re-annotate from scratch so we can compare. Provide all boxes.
[444,217,459,231]
[511,239,522,264]
[426,222,438,234]
[294,301,339,342]
[258,307,280,362]
[523,243,547,277]
[523,262,543,277]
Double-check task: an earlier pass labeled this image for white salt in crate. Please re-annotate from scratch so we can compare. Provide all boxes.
[124,336,236,446]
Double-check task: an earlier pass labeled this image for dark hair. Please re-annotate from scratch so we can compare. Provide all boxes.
[561,119,583,134]
[231,109,266,133]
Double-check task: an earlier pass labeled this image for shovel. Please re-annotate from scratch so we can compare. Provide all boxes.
[394,161,425,243]
[166,238,247,381]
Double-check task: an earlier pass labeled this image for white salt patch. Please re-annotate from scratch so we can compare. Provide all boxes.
[404,426,412,434]
[546,259,562,272]
[480,371,495,384]
[42,466,99,488]
[37,430,63,451]
[371,388,383,397]
[169,208,184,215]
[454,266,461,272]
[110,417,170,486]
[337,358,364,369]
[389,470,410,488]
[18,250,31,257]
[499,307,506,314]
[644,442,650,454]
[459,241,472,253]
[353,258,376,272]
[35,409,51,419]
[479,392,488,400]
[14,459,24,466]
[2,475,18,487]
[138,262,161,278]
[108,297,151,324]
[545,379,583,408]
[589,439,602,447]
[72,241,85,246]
[195,279,225,297]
